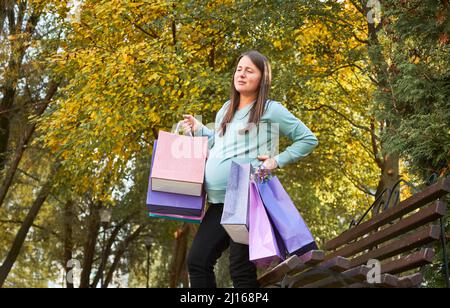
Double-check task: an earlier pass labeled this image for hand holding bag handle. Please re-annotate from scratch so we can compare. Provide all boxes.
[173,121,193,137]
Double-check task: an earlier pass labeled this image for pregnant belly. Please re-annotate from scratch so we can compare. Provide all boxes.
[204,158,230,190]
[204,156,257,190]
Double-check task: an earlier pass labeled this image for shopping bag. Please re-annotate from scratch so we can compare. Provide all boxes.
[147,140,206,217]
[148,211,205,224]
[151,127,208,196]
[257,176,317,255]
[220,162,251,244]
[248,179,284,267]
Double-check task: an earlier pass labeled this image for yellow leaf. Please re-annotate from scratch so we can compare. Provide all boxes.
[273,40,282,50]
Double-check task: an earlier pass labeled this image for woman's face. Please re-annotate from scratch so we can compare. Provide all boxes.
[234,56,262,97]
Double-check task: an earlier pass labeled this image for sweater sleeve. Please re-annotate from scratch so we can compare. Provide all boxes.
[271,102,319,168]
[193,101,229,149]
[194,123,215,149]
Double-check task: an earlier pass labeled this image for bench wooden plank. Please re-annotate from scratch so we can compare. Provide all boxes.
[287,250,325,276]
[349,225,441,267]
[298,250,325,266]
[342,265,372,280]
[346,274,399,288]
[381,248,435,275]
[257,256,301,287]
[324,177,450,251]
[324,201,446,261]
[321,256,351,272]
[288,268,332,288]
[257,250,325,287]
[302,265,371,288]
[397,273,423,288]
[288,257,352,288]
[375,274,399,288]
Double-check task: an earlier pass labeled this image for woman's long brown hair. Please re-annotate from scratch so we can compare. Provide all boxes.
[219,50,272,136]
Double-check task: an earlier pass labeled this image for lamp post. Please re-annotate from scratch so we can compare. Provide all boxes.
[144,236,153,288]
[99,208,112,288]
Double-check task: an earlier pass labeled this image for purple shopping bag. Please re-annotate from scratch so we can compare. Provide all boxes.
[257,176,317,255]
[147,140,206,218]
[248,179,284,268]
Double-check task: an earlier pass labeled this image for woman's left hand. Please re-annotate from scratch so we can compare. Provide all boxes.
[257,155,278,176]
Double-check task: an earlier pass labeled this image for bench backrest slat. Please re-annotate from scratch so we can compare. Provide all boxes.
[380,248,435,275]
[325,201,446,260]
[349,224,441,267]
[324,178,450,251]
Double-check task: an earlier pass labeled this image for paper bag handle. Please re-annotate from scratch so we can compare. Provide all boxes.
[173,121,193,137]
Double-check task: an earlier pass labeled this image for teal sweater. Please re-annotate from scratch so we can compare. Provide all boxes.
[194,100,318,204]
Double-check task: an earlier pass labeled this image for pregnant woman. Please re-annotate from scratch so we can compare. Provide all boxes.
[181,50,319,288]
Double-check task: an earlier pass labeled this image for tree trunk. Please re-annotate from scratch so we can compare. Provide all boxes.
[0,175,54,287]
[361,4,401,213]
[0,3,17,171]
[63,200,74,288]
[374,134,400,211]
[103,224,146,288]
[91,218,130,288]
[79,202,101,288]
[169,223,191,288]
[0,80,58,209]
[0,88,14,172]
[0,3,42,173]
[0,3,7,35]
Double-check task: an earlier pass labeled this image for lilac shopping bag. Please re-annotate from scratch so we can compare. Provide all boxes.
[221,162,251,244]
[257,176,317,255]
[147,140,206,218]
[248,179,284,268]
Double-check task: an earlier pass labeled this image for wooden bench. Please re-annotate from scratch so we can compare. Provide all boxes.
[258,177,450,288]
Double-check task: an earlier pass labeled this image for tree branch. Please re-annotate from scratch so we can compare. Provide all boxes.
[171,17,176,46]
[337,161,376,197]
[371,119,383,169]
[16,1,26,34]
[16,167,40,183]
[103,224,148,288]
[0,80,59,208]
[125,15,159,39]
[305,104,374,135]
[352,33,369,45]
[7,2,15,35]
[0,219,61,240]
[0,164,58,287]
[23,5,42,37]
[349,0,365,15]
[91,217,132,288]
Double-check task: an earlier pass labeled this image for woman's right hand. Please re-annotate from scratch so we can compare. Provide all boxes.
[181,114,201,135]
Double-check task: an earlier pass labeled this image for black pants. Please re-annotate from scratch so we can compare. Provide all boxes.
[187,204,259,288]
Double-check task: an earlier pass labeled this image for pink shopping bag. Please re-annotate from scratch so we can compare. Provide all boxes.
[151,129,208,196]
